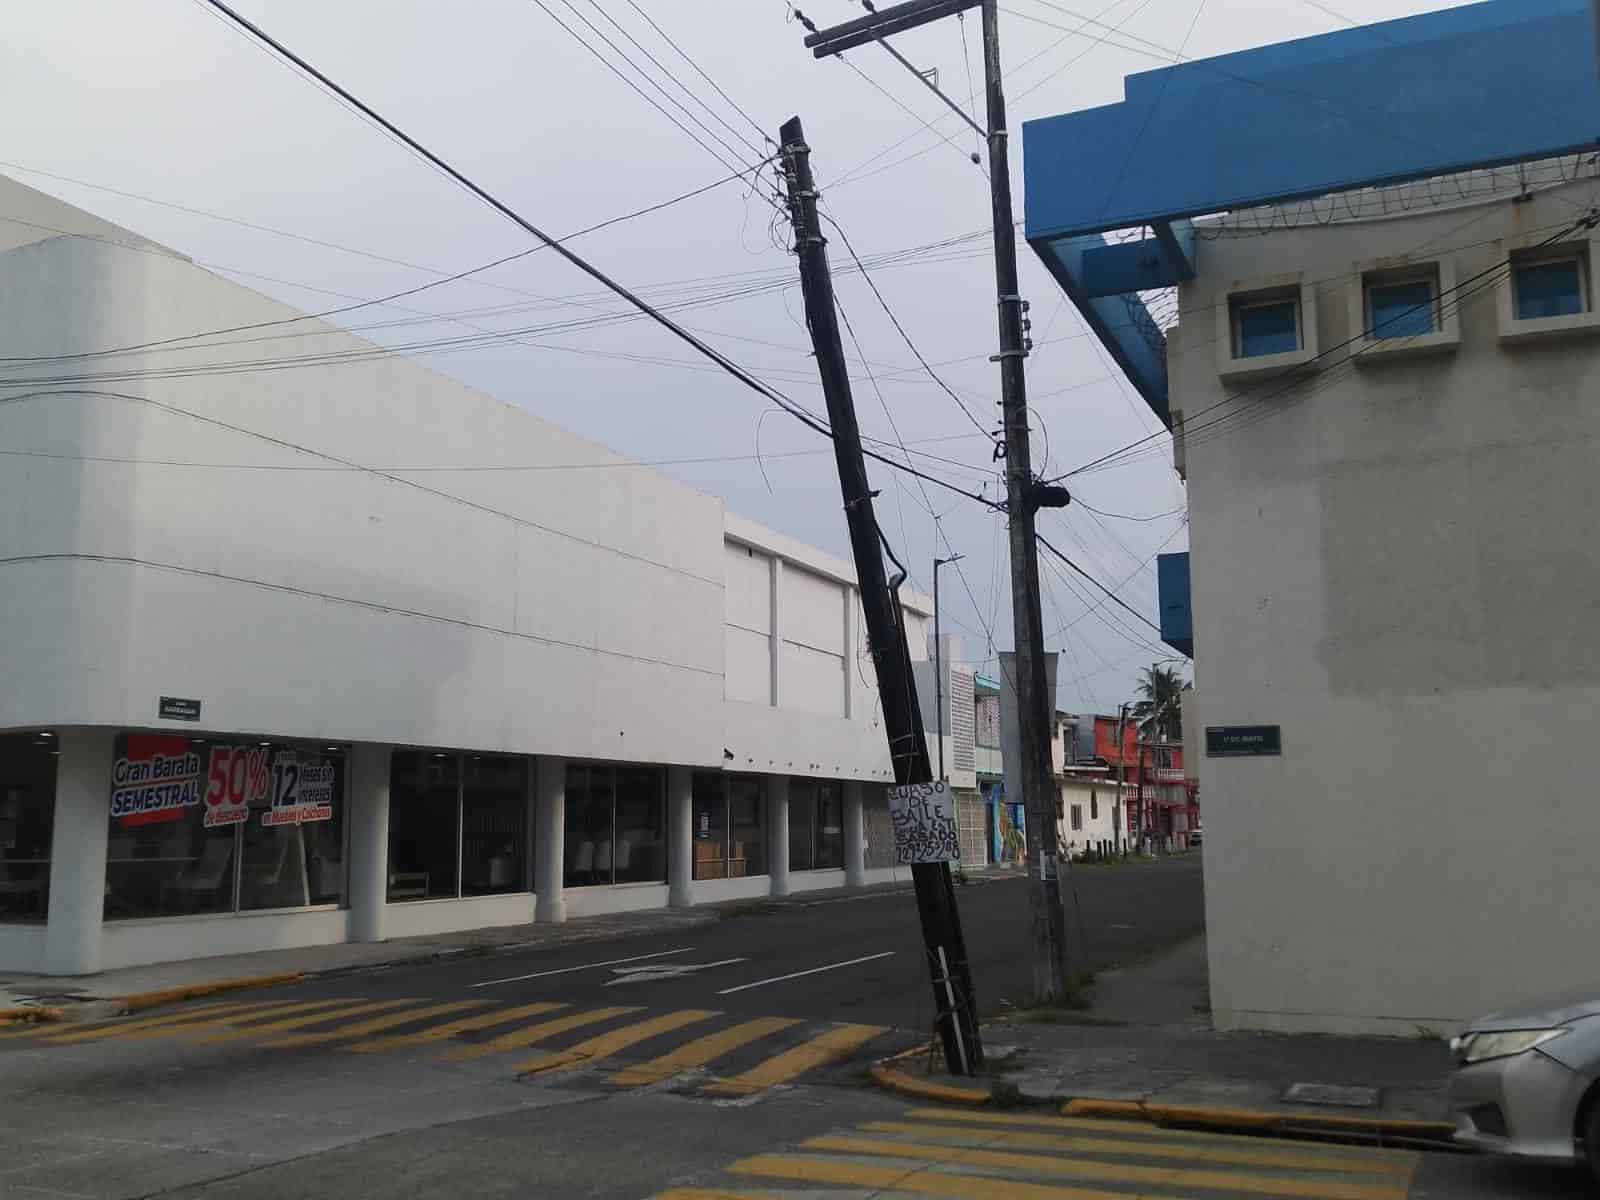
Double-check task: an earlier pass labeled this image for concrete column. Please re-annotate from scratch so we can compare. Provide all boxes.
[43,728,116,975]
[766,775,791,897]
[535,756,566,923]
[843,779,867,888]
[667,766,694,908]
[348,744,391,944]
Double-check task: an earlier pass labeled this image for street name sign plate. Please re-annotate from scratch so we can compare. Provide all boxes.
[1205,725,1281,757]
[158,696,202,722]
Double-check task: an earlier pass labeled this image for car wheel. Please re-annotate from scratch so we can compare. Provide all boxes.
[1585,1091,1600,1187]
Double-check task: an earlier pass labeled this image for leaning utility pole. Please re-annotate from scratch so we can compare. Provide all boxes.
[777,116,982,1075]
[801,0,1070,1001]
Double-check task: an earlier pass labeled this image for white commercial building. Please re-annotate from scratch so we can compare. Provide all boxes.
[1025,1,1600,1033]
[0,175,922,976]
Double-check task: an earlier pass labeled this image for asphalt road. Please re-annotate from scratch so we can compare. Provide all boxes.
[273,855,1208,1029]
[0,854,1585,1198]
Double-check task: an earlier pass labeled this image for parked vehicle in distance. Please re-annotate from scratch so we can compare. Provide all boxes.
[1448,989,1600,1183]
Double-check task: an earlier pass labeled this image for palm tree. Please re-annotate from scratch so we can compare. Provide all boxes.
[1131,663,1190,741]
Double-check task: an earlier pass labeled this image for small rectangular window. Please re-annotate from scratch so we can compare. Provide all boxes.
[1070,804,1083,832]
[1090,792,1099,821]
[1231,294,1300,358]
[1514,256,1587,320]
[1367,277,1437,339]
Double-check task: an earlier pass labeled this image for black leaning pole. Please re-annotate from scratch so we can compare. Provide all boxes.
[777,115,982,1075]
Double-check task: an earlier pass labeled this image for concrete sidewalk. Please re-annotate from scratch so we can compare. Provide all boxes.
[1,870,1026,1015]
[877,934,1457,1141]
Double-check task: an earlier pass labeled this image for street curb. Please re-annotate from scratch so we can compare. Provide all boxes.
[115,972,308,1015]
[0,1005,64,1027]
[1061,1098,1458,1144]
[870,1061,992,1106]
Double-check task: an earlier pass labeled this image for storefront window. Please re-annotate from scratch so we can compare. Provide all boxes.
[692,772,728,880]
[728,776,765,878]
[564,764,664,886]
[815,781,843,870]
[787,780,844,872]
[692,773,767,880]
[389,752,460,901]
[614,766,665,883]
[105,734,347,920]
[241,745,346,910]
[463,756,529,896]
[0,733,57,923]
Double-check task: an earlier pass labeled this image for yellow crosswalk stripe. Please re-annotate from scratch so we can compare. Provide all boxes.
[728,1152,1151,1199]
[263,1000,494,1050]
[903,1108,1420,1166]
[42,999,309,1045]
[609,1015,804,1087]
[445,1006,641,1061]
[344,1001,570,1054]
[859,1119,1416,1177]
[653,1191,772,1200]
[515,1009,719,1075]
[194,999,420,1044]
[105,998,364,1043]
[702,1023,886,1096]
[801,1133,1411,1200]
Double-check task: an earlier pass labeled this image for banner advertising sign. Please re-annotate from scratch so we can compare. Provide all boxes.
[263,752,336,826]
[202,745,271,828]
[887,780,960,865]
[110,735,205,827]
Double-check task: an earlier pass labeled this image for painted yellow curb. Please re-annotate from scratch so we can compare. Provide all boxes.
[1062,1098,1456,1141]
[117,972,307,1015]
[869,1062,992,1106]
[0,1005,63,1027]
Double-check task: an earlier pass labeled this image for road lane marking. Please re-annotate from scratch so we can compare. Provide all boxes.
[606,959,746,986]
[702,1023,887,1095]
[445,1005,641,1060]
[42,999,315,1044]
[263,1000,492,1049]
[727,1153,1134,1198]
[902,1109,1420,1164]
[514,1009,719,1074]
[799,1134,1409,1200]
[609,1015,804,1087]
[194,999,419,1043]
[653,1191,769,1200]
[858,1120,1418,1176]
[714,951,895,995]
[344,1001,569,1054]
[471,948,693,988]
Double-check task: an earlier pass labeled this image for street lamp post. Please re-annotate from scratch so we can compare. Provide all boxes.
[933,553,964,782]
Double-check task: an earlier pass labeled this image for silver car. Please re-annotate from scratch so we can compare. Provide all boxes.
[1449,988,1600,1181]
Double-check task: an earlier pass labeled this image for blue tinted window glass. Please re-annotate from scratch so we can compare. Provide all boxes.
[1514,259,1584,320]
[1368,280,1435,338]
[1235,300,1299,358]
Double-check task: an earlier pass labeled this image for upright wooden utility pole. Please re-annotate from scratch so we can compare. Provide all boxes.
[801,0,1070,1001]
[777,115,982,1075]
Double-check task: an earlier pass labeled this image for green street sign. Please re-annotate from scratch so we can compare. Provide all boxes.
[1205,725,1281,757]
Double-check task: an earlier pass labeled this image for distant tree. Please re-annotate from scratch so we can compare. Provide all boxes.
[1131,664,1190,741]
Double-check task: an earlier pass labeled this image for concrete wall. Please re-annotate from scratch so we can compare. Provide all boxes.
[1174,174,1600,1034]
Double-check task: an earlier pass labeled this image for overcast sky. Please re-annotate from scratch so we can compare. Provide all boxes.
[0,0,1470,713]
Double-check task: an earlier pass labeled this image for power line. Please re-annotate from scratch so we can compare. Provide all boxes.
[1035,532,1170,643]
[535,0,763,176]
[620,0,771,146]
[0,162,768,368]
[820,207,1000,445]
[579,0,767,161]
[193,0,996,510]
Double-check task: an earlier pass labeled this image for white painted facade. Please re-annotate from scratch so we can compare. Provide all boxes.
[0,176,927,976]
[1054,775,1120,859]
[1173,164,1600,1034]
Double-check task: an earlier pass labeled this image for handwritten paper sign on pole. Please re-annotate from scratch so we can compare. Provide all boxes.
[887,780,961,865]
